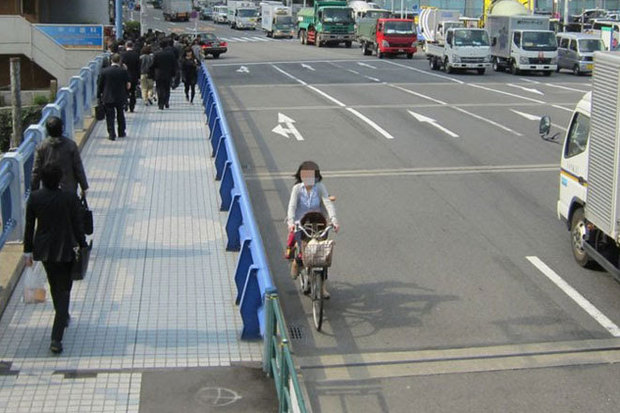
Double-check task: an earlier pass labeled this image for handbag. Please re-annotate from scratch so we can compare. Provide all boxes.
[81,195,93,235]
[71,241,93,281]
[95,100,105,121]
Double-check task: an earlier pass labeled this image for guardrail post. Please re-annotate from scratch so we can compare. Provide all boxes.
[263,294,275,374]
[225,193,242,251]
[41,103,61,122]
[240,265,261,340]
[80,67,93,111]
[214,137,228,180]
[219,161,234,211]
[70,77,84,130]
[20,126,45,196]
[57,88,75,139]
[1,154,25,243]
[234,239,253,305]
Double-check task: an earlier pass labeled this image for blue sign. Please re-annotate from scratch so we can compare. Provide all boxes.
[35,25,104,50]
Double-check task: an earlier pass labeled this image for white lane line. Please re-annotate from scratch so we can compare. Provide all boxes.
[240,37,257,42]
[520,78,541,84]
[388,84,447,105]
[272,64,394,139]
[301,64,315,71]
[347,108,395,139]
[307,85,346,107]
[511,109,568,131]
[544,83,590,93]
[347,69,360,75]
[454,107,522,136]
[233,37,248,42]
[408,110,459,138]
[552,104,573,112]
[384,60,465,84]
[527,256,620,337]
[252,37,270,42]
[469,83,546,104]
[271,65,307,85]
[507,83,545,96]
[365,76,381,82]
[212,59,380,67]
[358,62,377,69]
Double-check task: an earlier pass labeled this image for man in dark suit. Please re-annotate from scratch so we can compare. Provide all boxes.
[97,53,130,140]
[24,164,87,354]
[121,41,140,112]
[152,39,177,110]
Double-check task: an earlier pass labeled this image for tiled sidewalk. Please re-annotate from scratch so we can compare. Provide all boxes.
[0,89,262,412]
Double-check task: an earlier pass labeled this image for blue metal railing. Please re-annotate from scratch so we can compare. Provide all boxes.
[0,55,105,250]
[198,63,308,413]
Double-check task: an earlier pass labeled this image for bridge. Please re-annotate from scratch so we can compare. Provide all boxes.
[0,54,304,412]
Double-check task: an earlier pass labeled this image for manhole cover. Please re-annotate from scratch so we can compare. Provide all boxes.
[195,387,242,407]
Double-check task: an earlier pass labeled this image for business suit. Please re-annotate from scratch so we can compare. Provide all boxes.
[121,48,140,112]
[152,48,176,109]
[24,187,86,342]
[97,64,130,139]
[31,137,89,194]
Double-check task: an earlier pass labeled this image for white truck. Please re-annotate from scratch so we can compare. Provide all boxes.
[213,5,228,24]
[418,8,462,44]
[227,0,259,30]
[261,2,294,38]
[487,14,557,76]
[162,0,192,21]
[539,52,620,283]
[426,28,492,74]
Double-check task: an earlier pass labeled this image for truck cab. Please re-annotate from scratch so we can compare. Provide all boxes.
[509,29,558,74]
[426,28,491,74]
[297,1,355,48]
[359,18,416,59]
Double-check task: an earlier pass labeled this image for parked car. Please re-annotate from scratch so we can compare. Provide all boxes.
[556,32,604,75]
[200,6,213,20]
[153,0,162,9]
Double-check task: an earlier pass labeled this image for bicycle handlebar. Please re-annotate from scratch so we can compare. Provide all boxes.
[295,222,333,239]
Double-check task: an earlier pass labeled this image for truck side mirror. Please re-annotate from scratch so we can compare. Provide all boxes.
[539,116,551,137]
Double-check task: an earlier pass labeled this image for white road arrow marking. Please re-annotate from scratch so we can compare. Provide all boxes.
[510,109,541,121]
[301,64,315,71]
[236,66,250,73]
[357,62,377,69]
[365,76,381,82]
[507,83,544,96]
[272,113,304,141]
[408,110,459,138]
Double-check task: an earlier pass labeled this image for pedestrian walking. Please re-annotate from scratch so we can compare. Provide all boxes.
[152,39,177,110]
[181,48,200,104]
[31,116,89,196]
[24,164,87,354]
[97,53,131,140]
[140,45,155,105]
[121,41,140,112]
[191,39,203,61]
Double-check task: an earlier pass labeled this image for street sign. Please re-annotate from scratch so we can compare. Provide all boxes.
[128,1,135,11]
[35,25,104,50]
[190,10,199,21]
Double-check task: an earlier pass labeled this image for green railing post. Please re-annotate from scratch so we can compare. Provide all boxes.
[263,294,276,375]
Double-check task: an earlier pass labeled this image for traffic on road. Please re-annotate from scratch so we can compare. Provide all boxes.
[125,1,620,411]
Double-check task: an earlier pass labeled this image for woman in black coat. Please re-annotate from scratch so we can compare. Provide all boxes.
[181,48,200,104]
[24,164,87,354]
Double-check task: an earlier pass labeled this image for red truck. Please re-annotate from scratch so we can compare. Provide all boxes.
[357,18,417,59]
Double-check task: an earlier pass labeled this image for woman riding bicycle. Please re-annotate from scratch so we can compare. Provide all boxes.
[287,161,339,298]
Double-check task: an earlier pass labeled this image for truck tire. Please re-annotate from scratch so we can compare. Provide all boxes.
[443,58,452,74]
[429,58,437,70]
[345,41,352,48]
[378,51,384,59]
[493,58,501,72]
[573,65,581,76]
[510,60,520,75]
[570,208,595,268]
[212,53,220,59]
[300,30,306,45]
[362,42,372,56]
[543,70,552,77]
[477,68,486,75]
[406,53,413,59]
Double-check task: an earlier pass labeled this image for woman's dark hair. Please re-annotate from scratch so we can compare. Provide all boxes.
[141,45,151,55]
[40,164,62,190]
[294,161,322,184]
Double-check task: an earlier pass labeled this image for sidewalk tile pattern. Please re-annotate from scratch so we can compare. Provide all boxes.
[0,89,262,412]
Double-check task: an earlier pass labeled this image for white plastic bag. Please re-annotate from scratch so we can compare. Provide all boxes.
[23,264,46,304]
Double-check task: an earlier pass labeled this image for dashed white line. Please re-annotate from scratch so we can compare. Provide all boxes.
[347,108,395,139]
[307,85,346,107]
[384,60,465,84]
[527,256,620,337]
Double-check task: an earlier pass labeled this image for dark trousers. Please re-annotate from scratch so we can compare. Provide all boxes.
[156,78,171,109]
[104,102,126,138]
[184,81,196,102]
[127,81,138,111]
[42,261,73,342]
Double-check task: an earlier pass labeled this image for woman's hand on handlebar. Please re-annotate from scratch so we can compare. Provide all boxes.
[333,223,340,233]
[288,224,295,233]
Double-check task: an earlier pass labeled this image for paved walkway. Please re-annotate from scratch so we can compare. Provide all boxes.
[0,89,262,412]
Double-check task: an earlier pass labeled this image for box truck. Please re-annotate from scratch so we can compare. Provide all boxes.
[162,0,192,22]
[227,0,258,30]
[487,14,557,75]
[261,2,294,38]
[425,28,492,74]
[539,52,620,283]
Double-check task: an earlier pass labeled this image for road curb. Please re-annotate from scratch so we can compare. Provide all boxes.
[0,114,98,320]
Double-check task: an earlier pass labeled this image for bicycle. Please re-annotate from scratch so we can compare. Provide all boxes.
[294,216,334,331]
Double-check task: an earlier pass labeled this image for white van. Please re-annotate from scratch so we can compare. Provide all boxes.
[556,33,604,75]
[590,19,620,50]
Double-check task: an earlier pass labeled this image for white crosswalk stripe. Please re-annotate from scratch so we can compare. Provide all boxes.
[219,36,297,44]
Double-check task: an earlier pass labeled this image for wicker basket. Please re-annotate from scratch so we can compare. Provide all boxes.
[303,239,335,268]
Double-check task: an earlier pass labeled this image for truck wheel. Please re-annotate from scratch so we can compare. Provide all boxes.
[429,58,437,70]
[406,53,413,59]
[543,70,552,77]
[443,58,452,74]
[477,68,486,75]
[493,58,501,72]
[378,51,384,59]
[345,41,352,48]
[212,53,220,59]
[510,60,520,75]
[571,208,595,268]
[316,34,322,47]
[362,42,372,56]
[573,65,581,76]
[300,30,306,45]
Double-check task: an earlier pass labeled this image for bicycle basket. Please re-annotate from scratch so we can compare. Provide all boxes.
[303,239,335,268]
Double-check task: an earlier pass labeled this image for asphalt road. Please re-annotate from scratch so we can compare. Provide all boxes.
[136,10,620,412]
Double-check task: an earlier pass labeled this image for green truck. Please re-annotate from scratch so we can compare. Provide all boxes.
[297,1,355,48]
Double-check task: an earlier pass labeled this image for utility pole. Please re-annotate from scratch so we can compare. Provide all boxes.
[10,58,22,149]
[564,0,569,32]
[115,0,123,40]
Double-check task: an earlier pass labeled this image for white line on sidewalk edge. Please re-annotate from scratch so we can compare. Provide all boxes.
[527,256,620,337]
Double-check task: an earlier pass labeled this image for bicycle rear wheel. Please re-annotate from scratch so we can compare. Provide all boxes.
[312,270,324,331]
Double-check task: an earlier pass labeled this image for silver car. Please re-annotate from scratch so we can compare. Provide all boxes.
[556,33,604,75]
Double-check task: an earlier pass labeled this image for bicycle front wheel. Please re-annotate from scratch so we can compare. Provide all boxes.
[312,270,324,331]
